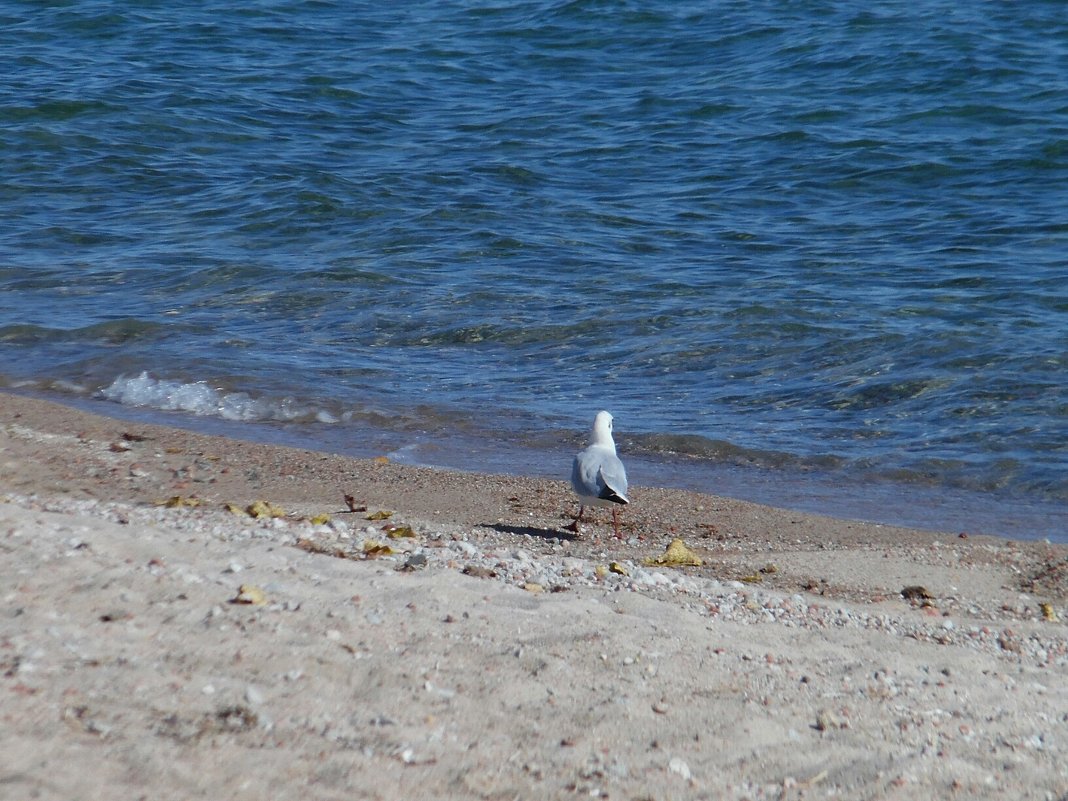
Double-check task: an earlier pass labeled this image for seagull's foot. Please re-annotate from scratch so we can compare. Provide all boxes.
[565,519,581,534]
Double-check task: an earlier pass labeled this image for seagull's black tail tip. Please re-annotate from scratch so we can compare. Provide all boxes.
[599,488,629,505]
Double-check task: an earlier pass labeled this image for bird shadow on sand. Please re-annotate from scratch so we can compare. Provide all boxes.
[483,523,580,542]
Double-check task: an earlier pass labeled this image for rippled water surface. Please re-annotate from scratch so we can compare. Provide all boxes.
[1,1,1066,538]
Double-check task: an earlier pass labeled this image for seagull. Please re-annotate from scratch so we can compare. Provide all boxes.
[569,410,629,538]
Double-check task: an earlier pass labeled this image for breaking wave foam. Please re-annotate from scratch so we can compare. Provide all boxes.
[99,372,339,424]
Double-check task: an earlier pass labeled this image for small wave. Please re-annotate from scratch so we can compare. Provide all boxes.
[0,319,168,345]
[99,372,338,424]
[630,432,847,472]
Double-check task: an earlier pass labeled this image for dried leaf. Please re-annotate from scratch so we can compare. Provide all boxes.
[594,564,608,579]
[644,538,702,568]
[740,574,763,584]
[309,513,331,526]
[463,565,497,579]
[158,495,200,509]
[901,585,934,601]
[213,704,258,732]
[366,510,393,521]
[608,561,629,576]
[343,494,366,513]
[225,503,247,516]
[523,582,544,594]
[363,541,395,557]
[373,456,389,465]
[759,563,778,575]
[815,709,849,731]
[385,524,416,539]
[231,584,267,606]
[247,500,285,519]
[1041,602,1058,622]
[295,537,349,559]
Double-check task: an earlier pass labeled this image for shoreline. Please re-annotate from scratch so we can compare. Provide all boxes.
[10,384,1067,542]
[2,391,1067,799]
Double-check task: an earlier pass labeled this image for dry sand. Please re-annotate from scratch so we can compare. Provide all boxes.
[1,392,1066,800]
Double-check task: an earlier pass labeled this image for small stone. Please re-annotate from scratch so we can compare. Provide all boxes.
[668,757,692,781]
[400,553,428,571]
[245,685,265,705]
[450,541,479,557]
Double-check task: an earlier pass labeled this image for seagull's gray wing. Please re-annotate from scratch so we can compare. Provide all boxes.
[596,453,629,504]
[572,446,628,505]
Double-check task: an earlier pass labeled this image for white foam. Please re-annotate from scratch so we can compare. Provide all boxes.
[100,372,329,424]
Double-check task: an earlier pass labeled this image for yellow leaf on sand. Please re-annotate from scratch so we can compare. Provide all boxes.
[1041,602,1058,622]
[608,561,629,576]
[740,574,763,584]
[385,524,416,539]
[232,584,267,606]
[363,541,395,557]
[644,538,702,568]
[247,500,285,519]
[309,513,331,526]
[366,510,394,521]
[523,582,544,594]
[225,503,247,516]
[594,565,608,579]
[373,456,390,464]
[158,495,200,508]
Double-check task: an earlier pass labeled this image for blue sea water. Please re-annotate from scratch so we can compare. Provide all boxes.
[1,1,1066,539]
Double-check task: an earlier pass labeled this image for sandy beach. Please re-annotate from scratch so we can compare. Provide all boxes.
[1,391,1066,800]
